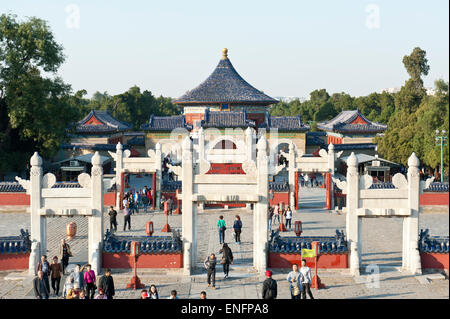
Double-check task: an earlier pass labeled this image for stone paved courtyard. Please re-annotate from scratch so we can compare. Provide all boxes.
[0,188,448,299]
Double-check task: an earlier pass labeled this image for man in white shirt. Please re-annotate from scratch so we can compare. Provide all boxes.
[300,259,314,299]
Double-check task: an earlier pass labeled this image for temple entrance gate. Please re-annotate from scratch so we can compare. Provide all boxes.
[176,135,270,275]
[16,152,112,275]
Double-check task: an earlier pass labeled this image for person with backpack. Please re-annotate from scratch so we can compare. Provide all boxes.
[233,215,242,244]
[262,270,277,299]
[287,263,303,299]
[108,206,118,232]
[204,253,217,289]
[218,243,233,279]
[217,215,226,244]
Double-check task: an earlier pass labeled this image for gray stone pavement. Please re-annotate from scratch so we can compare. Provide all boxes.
[0,188,448,299]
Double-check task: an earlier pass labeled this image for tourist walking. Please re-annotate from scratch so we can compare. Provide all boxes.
[148,284,159,299]
[233,215,242,244]
[108,206,118,232]
[71,264,85,292]
[142,191,149,212]
[98,268,115,299]
[268,207,274,231]
[59,238,72,275]
[33,270,50,299]
[167,197,173,215]
[123,204,131,231]
[83,264,97,299]
[217,215,226,244]
[219,243,233,279]
[36,255,51,292]
[300,259,314,299]
[262,270,277,299]
[273,204,280,225]
[204,253,217,289]
[285,206,293,230]
[49,256,62,296]
[287,264,303,299]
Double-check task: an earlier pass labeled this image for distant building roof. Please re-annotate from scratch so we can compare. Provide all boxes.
[141,115,192,131]
[259,116,309,132]
[173,49,278,106]
[201,109,255,128]
[61,143,129,152]
[324,143,377,151]
[317,110,387,134]
[74,110,132,134]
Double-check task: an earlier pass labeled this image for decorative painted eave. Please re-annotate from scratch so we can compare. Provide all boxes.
[259,115,309,132]
[173,48,278,106]
[74,110,132,134]
[317,109,387,134]
[200,109,255,128]
[140,115,192,131]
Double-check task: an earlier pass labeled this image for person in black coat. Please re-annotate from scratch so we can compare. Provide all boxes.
[33,270,50,299]
[218,243,233,279]
[108,206,118,231]
[262,270,277,299]
[98,268,115,299]
[233,215,242,244]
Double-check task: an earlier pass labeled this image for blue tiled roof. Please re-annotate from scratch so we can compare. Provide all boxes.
[103,233,182,254]
[369,182,396,189]
[423,182,449,193]
[61,143,131,152]
[269,229,347,254]
[173,50,278,105]
[418,229,449,253]
[318,110,387,134]
[0,229,31,254]
[259,116,309,132]
[201,109,255,128]
[325,143,377,151]
[141,115,192,131]
[161,181,182,192]
[74,110,132,134]
[0,182,25,192]
[269,181,289,192]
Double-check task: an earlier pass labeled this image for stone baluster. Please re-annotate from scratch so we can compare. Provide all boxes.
[89,151,104,275]
[346,152,361,276]
[29,152,44,275]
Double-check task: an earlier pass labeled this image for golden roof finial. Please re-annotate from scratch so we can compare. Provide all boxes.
[222,48,228,59]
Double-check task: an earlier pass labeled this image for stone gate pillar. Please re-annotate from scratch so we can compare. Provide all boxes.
[155,142,162,210]
[255,136,269,273]
[328,143,336,209]
[346,152,361,275]
[288,143,296,210]
[115,142,123,209]
[181,137,196,275]
[89,152,104,275]
[404,153,422,274]
[29,152,45,275]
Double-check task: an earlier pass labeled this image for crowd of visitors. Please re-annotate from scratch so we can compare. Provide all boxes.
[268,204,294,231]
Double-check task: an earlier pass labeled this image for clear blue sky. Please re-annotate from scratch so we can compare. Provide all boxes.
[1,0,449,99]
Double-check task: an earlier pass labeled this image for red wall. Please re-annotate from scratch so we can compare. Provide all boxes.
[269,192,290,207]
[102,252,183,268]
[420,193,449,206]
[0,193,29,206]
[420,253,449,269]
[327,136,342,145]
[0,253,30,270]
[0,192,116,207]
[268,253,348,269]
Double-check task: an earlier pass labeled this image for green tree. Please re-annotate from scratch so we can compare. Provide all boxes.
[0,14,76,177]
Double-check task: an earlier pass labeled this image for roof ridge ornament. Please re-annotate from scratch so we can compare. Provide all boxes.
[222,48,228,60]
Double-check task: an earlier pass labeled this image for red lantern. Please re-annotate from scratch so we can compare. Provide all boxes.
[127,241,145,290]
[310,241,325,290]
[130,241,141,257]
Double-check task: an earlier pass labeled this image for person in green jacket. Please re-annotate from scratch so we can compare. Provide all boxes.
[217,215,226,244]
